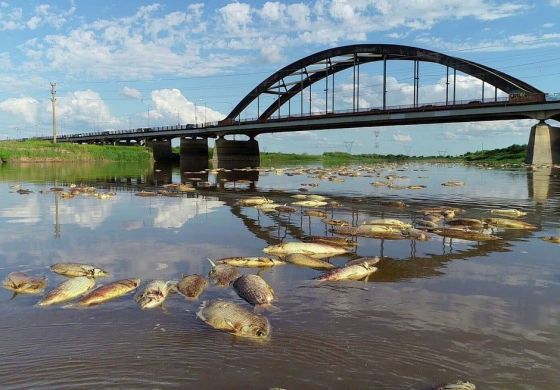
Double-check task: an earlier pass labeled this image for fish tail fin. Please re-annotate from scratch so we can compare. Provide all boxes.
[196,300,208,321]
[255,304,281,314]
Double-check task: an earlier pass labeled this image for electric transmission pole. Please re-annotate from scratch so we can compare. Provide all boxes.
[50,82,57,144]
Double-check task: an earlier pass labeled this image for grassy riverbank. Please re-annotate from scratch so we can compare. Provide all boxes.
[259,144,527,166]
[0,140,153,163]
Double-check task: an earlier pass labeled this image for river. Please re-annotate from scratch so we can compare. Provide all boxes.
[0,161,558,389]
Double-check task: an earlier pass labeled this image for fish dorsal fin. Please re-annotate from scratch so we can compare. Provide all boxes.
[207,258,216,267]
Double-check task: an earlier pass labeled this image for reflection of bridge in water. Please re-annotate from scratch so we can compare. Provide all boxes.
[44,161,558,283]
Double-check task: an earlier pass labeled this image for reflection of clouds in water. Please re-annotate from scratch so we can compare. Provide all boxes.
[121,219,145,231]
[151,197,224,229]
[53,198,119,229]
[0,197,41,224]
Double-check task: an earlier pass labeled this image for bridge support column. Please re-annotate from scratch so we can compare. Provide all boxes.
[145,139,173,161]
[180,137,208,159]
[212,137,260,168]
[525,121,560,165]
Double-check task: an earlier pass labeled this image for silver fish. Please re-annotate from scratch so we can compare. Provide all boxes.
[232,274,276,311]
[38,276,95,306]
[197,299,271,339]
[50,263,108,278]
[316,262,378,282]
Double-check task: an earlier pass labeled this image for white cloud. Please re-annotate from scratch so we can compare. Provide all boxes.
[217,2,253,35]
[151,88,225,124]
[121,86,142,100]
[542,22,555,28]
[55,90,121,130]
[416,32,560,52]
[550,0,560,7]
[393,133,412,142]
[0,97,38,123]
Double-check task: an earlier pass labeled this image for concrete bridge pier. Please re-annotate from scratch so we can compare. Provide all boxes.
[212,136,260,169]
[145,139,173,161]
[525,121,560,165]
[180,137,208,159]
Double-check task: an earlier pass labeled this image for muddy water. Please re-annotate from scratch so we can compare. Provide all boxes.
[0,161,559,389]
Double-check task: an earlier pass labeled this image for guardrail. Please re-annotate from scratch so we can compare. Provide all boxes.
[19,92,559,141]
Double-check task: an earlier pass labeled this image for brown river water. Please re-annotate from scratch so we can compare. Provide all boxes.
[0,161,559,389]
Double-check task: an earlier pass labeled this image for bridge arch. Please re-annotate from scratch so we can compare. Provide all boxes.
[226,44,543,122]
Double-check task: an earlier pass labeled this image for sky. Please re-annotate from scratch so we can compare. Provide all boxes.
[0,0,559,155]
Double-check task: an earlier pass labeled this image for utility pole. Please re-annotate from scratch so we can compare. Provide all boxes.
[50,82,57,144]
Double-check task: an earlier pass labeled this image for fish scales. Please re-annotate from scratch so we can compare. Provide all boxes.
[38,276,96,306]
[197,299,270,339]
[79,278,140,306]
[177,274,208,299]
[232,274,275,307]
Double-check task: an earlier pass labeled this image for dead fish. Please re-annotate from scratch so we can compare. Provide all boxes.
[441,180,465,187]
[263,242,349,256]
[135,191,157,197]
[238,196,272,206]
[176,274,208,300]
[79,278,140,306]
[490,208,526,217]
[304,210,328,218]
[254,203,280,212]
[307,194,327,201]
[208,259,240,287]
[346,256,380,267]
[16,188,33,194]
[197,299,271,339]
[275,205,297,213]
[540,236,560,244]
[402,228,431,241]
[292,200,328,207]
[433,228,501,241]
[483,218,537,230]
[302,235,357,247]
[284,253,336,270]
[232,274,276,311]
[415,220,439,229]
[316,262,378,282]
[446,218,485,229]
[135,280,176,309]
[437,380,476,390]
[291,194,307,199]
[330,225,406,240]
[215,257,285,268]
[321,218,349,226]
[362,218,412,229]
[407,185,426,190]
[2,272,47,294]
[50,263,108,278]
[38,276,96,306]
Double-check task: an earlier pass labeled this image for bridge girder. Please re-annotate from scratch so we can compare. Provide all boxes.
[226,44,543,121]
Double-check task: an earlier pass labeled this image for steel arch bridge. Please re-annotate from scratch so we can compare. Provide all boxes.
[225,43,544,122]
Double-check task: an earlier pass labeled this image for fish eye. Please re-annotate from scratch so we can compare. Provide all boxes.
[256,330,266,337]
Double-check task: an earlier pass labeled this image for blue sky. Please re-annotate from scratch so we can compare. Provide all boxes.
[0,0,559,155]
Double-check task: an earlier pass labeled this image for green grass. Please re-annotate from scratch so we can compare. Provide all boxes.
[461,144,526,164]
[0,140,153,163]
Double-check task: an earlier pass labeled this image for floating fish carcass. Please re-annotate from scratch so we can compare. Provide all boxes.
[50,263,108,278]
[176,274,208,299]
[238,196,273,206]
[433,228,501,241]
[79,278,140,306]
[254,203,281,212]
[38,276,96,306]
[489,208,526,217]
[135,191,158,197]
[263,242,349,256]
[330,225,406,240]
[197,299,271,339]
[321,218,350,226]
[291,200,328,207]
[302,235,356,247]
[540,236,560,244]
[2,272,47,294]
[441,180,465,187]
[361,218,412,229]
[446,218,486,229]
[283,253,336,270]
[208,259,240,287]
[316,262,378,282]
[135,280,176,309]
[215,257,285,268]
[380,200,407,208]
[437,380,476,390]
[232,274,276,310]
[345,256,380,267]
[483,218,537,230]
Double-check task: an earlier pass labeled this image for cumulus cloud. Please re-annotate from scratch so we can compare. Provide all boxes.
[393,133,412,142]
[55,90,121,130]
[0,97,38,123]
[121,86,142,100]
[151,88,225,124]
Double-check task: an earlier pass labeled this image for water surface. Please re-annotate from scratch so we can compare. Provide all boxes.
[0,161,559,389]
